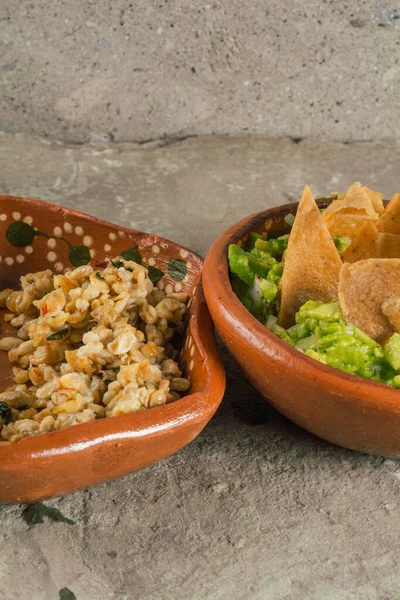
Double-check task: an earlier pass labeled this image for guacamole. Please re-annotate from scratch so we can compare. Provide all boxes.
[228,232,286,322]
[228,230,400,388]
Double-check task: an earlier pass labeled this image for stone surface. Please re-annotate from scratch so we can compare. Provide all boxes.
[1,1,400,143]
[1,133,400,600]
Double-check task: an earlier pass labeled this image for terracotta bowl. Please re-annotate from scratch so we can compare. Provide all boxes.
[0,195,225,503]
[203,200,400,458]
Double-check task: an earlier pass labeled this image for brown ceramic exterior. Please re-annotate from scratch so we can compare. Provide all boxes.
[0,195,226,503]
[203,200,400,458]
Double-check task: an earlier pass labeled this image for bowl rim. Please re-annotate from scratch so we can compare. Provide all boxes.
[0,194,204,263]
[0,195,226,465]
[203,199,400,409]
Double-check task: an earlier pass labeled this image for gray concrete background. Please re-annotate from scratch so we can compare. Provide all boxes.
[1,133,400,600]
[1,1,400,143]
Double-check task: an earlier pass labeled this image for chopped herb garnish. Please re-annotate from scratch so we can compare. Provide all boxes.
[0,401,11,423]
[28,279,34,284]
[95,272,105,280]
[58,588,77,600]
[111,260,123,269]
[111,260,133,272]
[120,246,142,264]
[47,329,69,341]
[148,266,164,284]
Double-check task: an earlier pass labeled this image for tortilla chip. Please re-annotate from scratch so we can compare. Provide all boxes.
[343,222,400,262]
[324,212,378,238]
[342,221,380,263]
[323,182,378,219]
[278,185,342,328]
[382,297,400,334]
[338,259,400,343]
[377,232,400,258]
[377,193,400,234]
[367,187,384,215]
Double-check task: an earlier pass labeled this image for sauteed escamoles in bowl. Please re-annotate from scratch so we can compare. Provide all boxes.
[0,195,225,503]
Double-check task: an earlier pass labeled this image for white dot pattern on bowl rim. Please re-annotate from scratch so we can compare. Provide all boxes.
[16,254,25,264]
[47,238,57,249]
[12,211,21,220]
[25,246,33,254]
[83,235,93,247]
[104,244,111,252]
[53,226,63,237]
[47,251,57,262]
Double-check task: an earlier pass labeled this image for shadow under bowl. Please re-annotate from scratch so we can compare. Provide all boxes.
[203,200,400,458]
[0,195,225,503]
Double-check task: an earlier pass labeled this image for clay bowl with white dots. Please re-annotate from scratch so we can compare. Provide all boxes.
[203,201,400,458]
[0,195,225,503]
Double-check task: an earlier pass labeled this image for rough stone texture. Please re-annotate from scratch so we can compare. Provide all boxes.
[1,1,400,143]
[1,133,400,600]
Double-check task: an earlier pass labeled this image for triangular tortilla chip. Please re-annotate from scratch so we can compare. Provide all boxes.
[338,259,400,343]
[324,212,378,238]
[323,182,378,219]
[382,297,400,334]
[342,221,380,263]
[377,193,400,234]
[278,185,342,328]
[377,232,400,258]
[367,187,384,214]
[343,224,400,263]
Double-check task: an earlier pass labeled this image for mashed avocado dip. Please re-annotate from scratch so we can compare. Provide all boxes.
[228,233,400,388]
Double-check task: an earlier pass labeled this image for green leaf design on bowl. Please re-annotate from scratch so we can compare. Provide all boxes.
[5,222,177,279]
[69,245,91,267]
[168,258,187,282]
[6,222,36,247]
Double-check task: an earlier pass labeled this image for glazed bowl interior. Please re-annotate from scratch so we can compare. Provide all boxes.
[203,199,400,458]
[0,195,203,394]
[0,196,225,502]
